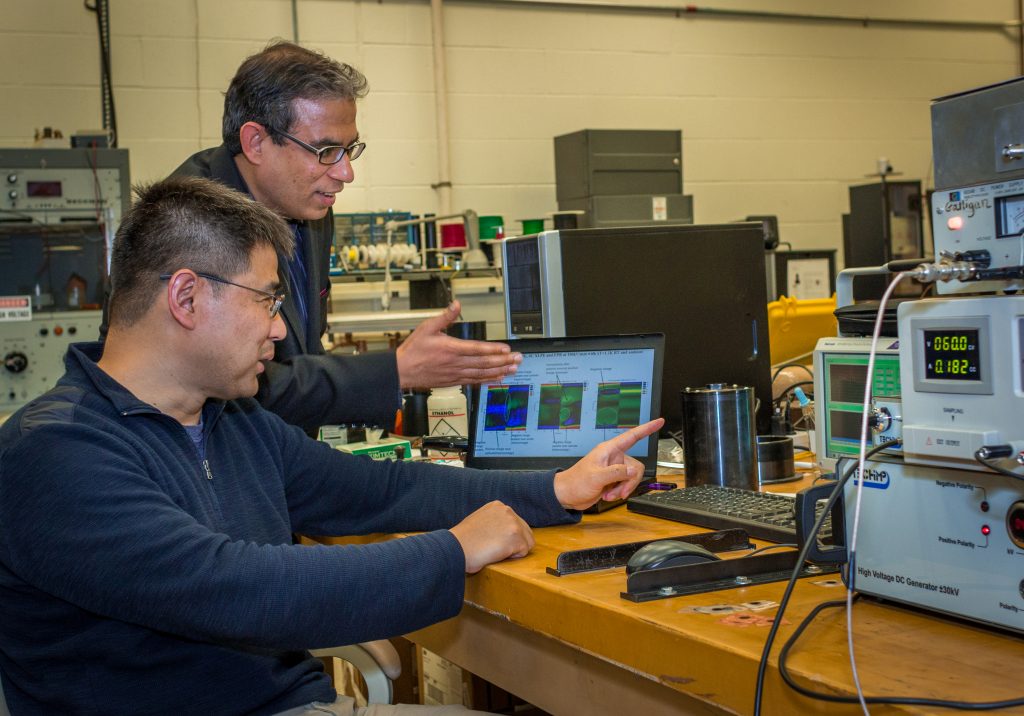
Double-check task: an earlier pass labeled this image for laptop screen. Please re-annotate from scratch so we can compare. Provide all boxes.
[466,334,664,472]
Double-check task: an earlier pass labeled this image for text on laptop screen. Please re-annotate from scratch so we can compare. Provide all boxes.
[470,347,657,459]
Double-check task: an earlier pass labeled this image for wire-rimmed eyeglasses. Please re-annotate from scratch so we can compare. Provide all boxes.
[271,127,366,165]
[159,271,286,319]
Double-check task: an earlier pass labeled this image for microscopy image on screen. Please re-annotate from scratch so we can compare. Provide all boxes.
[595,381,643,428]
[483,384,531,431]
[469,344,657,460]
[537,383,584,430]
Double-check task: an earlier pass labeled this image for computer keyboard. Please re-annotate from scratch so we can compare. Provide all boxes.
[627,484,832,544]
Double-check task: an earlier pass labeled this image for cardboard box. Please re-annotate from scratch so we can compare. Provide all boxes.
[418,647,469,707]
[417,647,521,711]
[334,436,412,461]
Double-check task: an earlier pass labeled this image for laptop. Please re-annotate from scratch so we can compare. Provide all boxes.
[465,334,664,509]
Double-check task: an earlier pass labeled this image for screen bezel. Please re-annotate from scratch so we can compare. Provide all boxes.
[466,333,664,473]
[910,316,993,395]
[922,328,982,382]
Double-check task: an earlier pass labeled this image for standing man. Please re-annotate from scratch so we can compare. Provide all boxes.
[0,176,662,715]
[172,40,519,433]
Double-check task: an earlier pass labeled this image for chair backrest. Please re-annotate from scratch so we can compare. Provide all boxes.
[0,670,11,716]
[310,641,399,705]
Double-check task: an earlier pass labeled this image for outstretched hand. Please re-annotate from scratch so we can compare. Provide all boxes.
[396,301,522,390]
[553,418,665,511]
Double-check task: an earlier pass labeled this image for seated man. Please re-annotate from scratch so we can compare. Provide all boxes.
[0,176,661,716]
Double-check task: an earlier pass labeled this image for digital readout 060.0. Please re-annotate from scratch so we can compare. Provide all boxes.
[923,328,981,381]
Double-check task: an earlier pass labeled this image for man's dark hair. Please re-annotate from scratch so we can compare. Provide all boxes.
[107,176,295,327]
[222,40,369,155]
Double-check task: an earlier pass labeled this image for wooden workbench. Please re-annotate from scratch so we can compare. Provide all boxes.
[403,499,1024,715]
[311,465,1024,715]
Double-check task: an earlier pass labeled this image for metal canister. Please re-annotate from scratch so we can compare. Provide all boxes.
[680,383,757,490]
[756,434,797,484]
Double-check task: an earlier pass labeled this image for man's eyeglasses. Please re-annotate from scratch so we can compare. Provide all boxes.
[159,271,286,319]
[271,127,366,165]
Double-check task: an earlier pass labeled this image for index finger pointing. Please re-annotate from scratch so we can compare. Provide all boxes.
[607,418,664,453]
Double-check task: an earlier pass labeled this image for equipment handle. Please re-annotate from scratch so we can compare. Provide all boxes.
[795,482,847,564]
[1003,144,1024,160]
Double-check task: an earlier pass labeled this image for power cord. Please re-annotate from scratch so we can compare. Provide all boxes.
[84,0,117,146]
[843,271,909,713]
[752,439,894,715]
[974,447,1024,480]
[777,597,1024,710]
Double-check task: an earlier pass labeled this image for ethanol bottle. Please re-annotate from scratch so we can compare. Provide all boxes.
[427,386,468,437]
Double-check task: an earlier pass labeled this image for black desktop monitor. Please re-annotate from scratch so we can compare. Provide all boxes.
[501,223,772,435]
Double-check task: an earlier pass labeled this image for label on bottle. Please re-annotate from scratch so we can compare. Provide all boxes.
[427,389,468,437]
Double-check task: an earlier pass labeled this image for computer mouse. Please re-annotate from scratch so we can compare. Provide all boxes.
[626,540,721,574]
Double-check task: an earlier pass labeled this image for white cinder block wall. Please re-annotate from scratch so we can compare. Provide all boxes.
[2,0,1020,263]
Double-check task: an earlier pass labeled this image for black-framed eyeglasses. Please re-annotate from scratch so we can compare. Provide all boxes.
[271,127,366,165]
[159,271,286,319]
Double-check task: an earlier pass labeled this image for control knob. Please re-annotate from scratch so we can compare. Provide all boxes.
[869,407,892,433]
[4,351,28,373]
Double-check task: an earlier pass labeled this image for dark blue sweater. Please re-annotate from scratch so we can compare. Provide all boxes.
[0,343,577,715]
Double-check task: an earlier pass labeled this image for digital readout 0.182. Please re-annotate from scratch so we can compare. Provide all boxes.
[923,328,981,381]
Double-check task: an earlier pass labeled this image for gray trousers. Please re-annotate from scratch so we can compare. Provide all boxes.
[271,694,494,716]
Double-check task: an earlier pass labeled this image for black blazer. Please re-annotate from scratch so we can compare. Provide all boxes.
[170,146,401,433]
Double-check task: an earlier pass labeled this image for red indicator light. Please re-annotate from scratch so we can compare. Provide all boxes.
[53,326,63,336]
[947,216,964,230]
[981,525,991,536]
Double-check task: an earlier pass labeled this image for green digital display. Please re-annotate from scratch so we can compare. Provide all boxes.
[923,329,981,381]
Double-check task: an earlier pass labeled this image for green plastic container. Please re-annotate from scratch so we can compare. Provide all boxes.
[478,215,504,241]
[520,218,545,234]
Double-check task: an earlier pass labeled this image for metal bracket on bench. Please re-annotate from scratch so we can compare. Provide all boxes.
[621,550,838,602]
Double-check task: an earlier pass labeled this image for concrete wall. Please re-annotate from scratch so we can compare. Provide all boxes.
[2,0,1020,261]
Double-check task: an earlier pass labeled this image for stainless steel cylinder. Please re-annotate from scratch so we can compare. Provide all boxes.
[756,434,796,484]
[680,383,757,490]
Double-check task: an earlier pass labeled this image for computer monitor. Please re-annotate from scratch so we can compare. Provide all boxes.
[501,223,772,435]
[465,333,664,473]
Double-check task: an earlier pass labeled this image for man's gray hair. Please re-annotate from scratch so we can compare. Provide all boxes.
[222,40,369,155]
